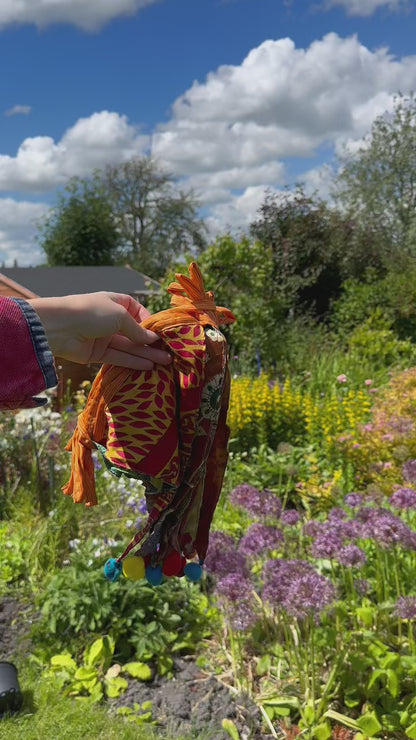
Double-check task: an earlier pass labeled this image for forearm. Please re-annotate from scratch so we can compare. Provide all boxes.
[0,297,57,410]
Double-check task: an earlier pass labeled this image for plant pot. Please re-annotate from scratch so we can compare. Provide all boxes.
[0,662,23,714]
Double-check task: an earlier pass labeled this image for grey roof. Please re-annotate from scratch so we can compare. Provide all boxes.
[0,266,161,298]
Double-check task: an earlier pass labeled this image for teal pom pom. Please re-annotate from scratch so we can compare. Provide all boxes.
[145,564,163,586]
[104,558,122,582]
[184,562,202,582]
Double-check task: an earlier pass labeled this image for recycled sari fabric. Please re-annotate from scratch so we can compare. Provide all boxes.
[63,263,235,573]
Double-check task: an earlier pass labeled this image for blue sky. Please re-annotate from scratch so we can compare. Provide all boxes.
[0,0,415,266]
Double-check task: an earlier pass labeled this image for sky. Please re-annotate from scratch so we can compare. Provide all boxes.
[0,0,415,266]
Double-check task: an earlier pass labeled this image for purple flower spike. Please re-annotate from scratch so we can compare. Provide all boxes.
[394,596,416,620]
[238,523,283,556]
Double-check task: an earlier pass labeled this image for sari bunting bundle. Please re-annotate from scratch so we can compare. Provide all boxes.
[63,262,235,586]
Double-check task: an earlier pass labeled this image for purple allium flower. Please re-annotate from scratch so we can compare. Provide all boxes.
[344,492,363,508]
[328,507,347,521]
[262,558,315,605]
[238,523,283,556]
[335,544,366,567]
[302,520,321,537]
[402,460,416,485]
[354,578,370,596]
[205,531,247,578]
[229,484,282,520]
[310,533,341,559]
[281,510,300,526]
[359,507,414,548]
[390,487,416,510]
[394,596,416,620]
[215,573,257,630]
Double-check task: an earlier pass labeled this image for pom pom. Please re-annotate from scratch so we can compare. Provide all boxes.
[145,564,163,586]
[122,556,145,580]
[162,550,183,577]
[184,562,203,582]
[104,558,122,582]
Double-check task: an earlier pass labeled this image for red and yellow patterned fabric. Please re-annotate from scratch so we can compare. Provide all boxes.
[63,263,235,578]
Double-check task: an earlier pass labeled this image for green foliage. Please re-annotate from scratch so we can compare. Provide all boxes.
[43,636,155,704]
[39,176,121,266]
[335,93,416,254]
[346,310,416,369]
[33,540,212,665]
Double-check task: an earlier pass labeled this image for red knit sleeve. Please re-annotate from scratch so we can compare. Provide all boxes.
[0,296,57,410]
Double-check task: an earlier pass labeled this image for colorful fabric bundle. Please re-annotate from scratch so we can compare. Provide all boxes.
[63,263,235,585]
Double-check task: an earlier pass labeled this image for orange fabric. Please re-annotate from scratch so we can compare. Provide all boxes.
[63,262,235,565]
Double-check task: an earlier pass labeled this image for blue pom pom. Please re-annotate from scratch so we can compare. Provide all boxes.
[184,562,202,582]
[104,558,122,582]
[145,564,163,586]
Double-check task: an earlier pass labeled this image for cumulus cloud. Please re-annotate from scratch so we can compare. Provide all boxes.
[323,0,414,17]
[0,198,50,266]
[0,111,149,192]
[151,33,416,230]
[0,0,161,32]
[5,105,32,117]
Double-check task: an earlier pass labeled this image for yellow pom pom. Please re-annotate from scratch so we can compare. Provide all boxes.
[122,556,145,580]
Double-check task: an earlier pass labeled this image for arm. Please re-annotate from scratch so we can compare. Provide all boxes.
[0,296,57,410]
[1,292,172,411]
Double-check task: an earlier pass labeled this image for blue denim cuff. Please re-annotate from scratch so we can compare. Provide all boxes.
[12,298,58,392]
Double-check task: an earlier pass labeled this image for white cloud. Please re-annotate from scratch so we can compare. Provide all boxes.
[0,198,50,266]
[5,105,32,116]
[0,0,161,32]
[323,0,414,17]
[0,111,149,192]
[151,33,416,231]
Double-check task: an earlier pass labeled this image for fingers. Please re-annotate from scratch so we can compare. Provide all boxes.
[109,293,160,346]
[107,334,172,365]
[97,348,155,370]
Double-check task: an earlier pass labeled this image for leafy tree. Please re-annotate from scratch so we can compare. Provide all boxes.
[102,157,206,278]
[250,186,387,318]
[335,93,416,255]
[39,178,121,266]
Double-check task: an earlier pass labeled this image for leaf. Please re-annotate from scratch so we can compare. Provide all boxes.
[105,676,128,698]
[357,711,382,736]
[50,654,77,672]
[105,663,121,680]
[313,722,332,740]
[221,719,240,740]
[157,655,173,677]
[85,637,105,667]
[74,666,98,682]
[405,721,416,739]
[123,662,152,681]
[256,654,271,676]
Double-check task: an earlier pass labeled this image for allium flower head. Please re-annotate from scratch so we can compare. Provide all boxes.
[335,544,366,567]
[215,573,257,630]
[359,507,414,548]
[229,484,282,520]
[205,531,247,578]
[344,492,363,508]
[394,596,416,620]
[281,510,300,526]
[238,523,283,556]
[263,560,336,620]
[390,487,416,510]
[402,460,416,486]
[262,558,315,605]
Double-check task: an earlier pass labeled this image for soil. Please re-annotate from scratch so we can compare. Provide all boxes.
[110,656,267,740]
[1,597,267,739]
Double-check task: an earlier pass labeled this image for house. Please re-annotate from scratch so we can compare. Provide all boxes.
[0,266,161,403]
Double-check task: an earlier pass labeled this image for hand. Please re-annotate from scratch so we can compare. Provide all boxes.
[28,292,172,370]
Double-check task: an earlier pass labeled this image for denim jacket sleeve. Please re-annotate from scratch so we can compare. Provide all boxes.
[0,296,58,410]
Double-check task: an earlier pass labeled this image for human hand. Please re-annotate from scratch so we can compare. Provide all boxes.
[27,292,172,370]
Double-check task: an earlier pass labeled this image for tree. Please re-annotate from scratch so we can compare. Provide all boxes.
[39,178,121,266]
[102,157,206,278]
[250,186,387,318]
[335,93,416,255]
